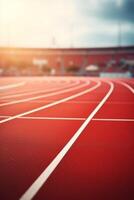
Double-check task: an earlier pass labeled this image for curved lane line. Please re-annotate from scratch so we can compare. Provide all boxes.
[118,81,134,94]
[0,82,26,90]
[0,80,89,107]
[0,77,73,98]
[19,81,114,200]
[0,80,100,124]
[0,80,79,100]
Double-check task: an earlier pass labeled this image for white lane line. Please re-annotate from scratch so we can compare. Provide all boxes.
[0,79,70,96]
[0,78,73,98]
[0,80,74,99]
[0,115,134,122]
[92,118,134,122]
[0,80,90,107]
[0,80,79,100]
[0,82,26,90]
[118,81,134,94]
[19,81,114,200]
[0,81,100,124]
[0,115,86,121]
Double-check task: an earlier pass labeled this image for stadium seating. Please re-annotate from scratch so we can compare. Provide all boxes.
[0,47,133,77]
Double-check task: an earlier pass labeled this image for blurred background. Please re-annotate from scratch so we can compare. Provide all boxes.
[0,0,134,77]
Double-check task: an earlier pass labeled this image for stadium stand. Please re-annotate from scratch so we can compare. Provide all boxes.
[0,46,134,77]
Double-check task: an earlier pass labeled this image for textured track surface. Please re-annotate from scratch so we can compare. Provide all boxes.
[0,77,134,200]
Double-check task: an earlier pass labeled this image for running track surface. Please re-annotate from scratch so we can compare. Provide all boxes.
[0,77,134,200]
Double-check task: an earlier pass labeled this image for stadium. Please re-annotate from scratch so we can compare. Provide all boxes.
[0,0,134,200]
[0,46,134,77]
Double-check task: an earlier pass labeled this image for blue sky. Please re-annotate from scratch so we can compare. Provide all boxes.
[0,0,134,48]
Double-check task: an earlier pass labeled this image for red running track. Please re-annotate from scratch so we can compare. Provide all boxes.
[0,77,134,200]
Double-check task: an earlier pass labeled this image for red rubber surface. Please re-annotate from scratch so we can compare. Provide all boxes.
[0,77,134,200]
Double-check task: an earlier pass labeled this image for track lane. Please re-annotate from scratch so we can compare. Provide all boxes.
[0,79,91,117]
[0,79,80,105]
[36,120,133,200]
[26,82,110,119]
[0,80,108,200]
[0,119,83,200]
[0,79,77,100]
[20,81,114,200]
[0,78,73,99]
[117,80,134,94]
[0,81,26,90]
[0,78,133,200]
[0,80,98,123]
[0,77,74,98]
[95,81,134,119]
[32,80,134,200]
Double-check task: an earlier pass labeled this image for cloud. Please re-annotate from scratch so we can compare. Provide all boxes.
[0,0,134,47]
[78,0,134,23]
